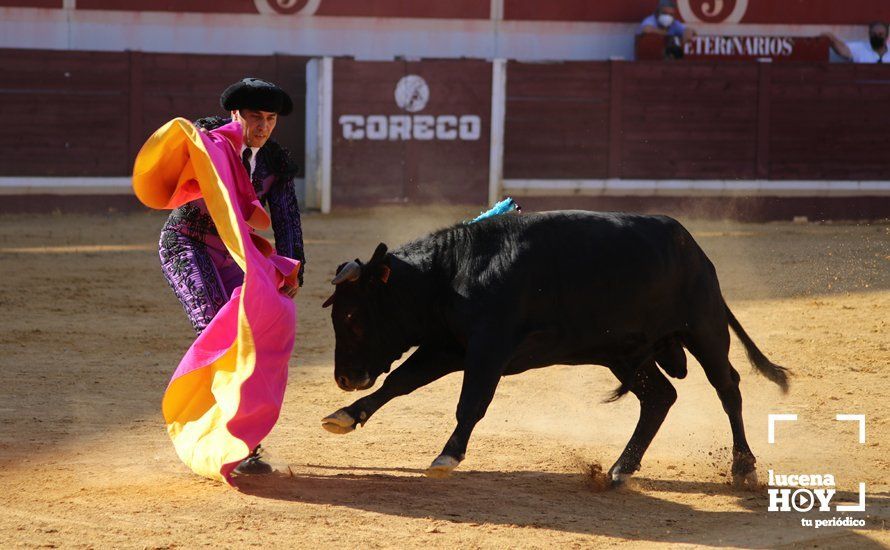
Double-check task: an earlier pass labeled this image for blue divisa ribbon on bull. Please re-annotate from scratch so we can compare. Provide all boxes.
[468,198,521,224]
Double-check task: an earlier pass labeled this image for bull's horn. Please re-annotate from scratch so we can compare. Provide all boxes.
[331,261,362,285]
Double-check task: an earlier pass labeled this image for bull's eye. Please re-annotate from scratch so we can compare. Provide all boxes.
[343,312,362,336]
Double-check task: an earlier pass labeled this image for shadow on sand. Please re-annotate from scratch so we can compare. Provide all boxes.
[236,467,888,548]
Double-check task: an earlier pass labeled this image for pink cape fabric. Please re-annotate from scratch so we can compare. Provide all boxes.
[132,118,298,484]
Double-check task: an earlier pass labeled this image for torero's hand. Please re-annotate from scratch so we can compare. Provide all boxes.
[282,283,300,298]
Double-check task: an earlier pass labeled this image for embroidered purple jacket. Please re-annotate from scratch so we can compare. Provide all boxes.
[158,116,305,334]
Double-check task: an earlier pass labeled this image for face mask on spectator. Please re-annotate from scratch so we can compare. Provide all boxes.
[870,34,886,50]
[658,14,675,28]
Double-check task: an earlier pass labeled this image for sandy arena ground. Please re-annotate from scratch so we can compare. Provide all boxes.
[0,206,887,549]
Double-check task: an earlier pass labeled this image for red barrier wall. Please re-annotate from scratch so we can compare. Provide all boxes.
[5,0,890,24]
[0,0,61,7]
[505,0,890,24]
[0,49,307,177]
[504,60,890,183]
[769,65,890,181]
[332,59,491,207]
[19,0,490,18]
[2,49,888,218]
[618,62,759,180]
[2,50,130,177]
[504,62,610,179]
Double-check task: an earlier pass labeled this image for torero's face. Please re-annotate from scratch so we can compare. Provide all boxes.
[232,109,278,147]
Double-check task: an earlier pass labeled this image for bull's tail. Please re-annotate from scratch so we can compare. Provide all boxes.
[605,381,633,403]
[725,302,790,393]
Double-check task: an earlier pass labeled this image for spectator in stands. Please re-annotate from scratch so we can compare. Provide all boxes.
[639,0,696,45]
[822,21,889,63]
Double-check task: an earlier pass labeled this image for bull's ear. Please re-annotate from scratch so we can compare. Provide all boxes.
[370,243,388,264]
[364,243,390,284]
[322,294,335,308]
[369,243,391,284]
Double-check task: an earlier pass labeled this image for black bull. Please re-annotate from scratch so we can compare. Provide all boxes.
[321,210,789,486]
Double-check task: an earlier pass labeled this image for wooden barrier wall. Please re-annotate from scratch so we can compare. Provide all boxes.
[618,63,759,180]
[769,65,890,181]
[504,62,610,179]
[504,61,890,182]
[2,50,889,218]
[331,59,491,206]
[2,50,130,177]
[0,49,308,177]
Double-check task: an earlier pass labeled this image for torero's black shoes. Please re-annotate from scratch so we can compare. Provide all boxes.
[233,445,273,475]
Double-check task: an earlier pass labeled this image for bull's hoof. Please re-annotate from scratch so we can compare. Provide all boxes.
[733,469,759,490]
[426,455,460,479]
[607,461,639,488]
[322,409,357,434]
[731,452,758,489]
[610,471,632,488]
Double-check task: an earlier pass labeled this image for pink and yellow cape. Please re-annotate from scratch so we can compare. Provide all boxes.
[132,118,299,484]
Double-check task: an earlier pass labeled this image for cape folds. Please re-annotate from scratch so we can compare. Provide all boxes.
[132,118,299,483]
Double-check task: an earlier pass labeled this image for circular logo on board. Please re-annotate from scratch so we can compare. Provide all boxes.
[254,0,321,16]
[394,75,430,113]
[678,0,749,24]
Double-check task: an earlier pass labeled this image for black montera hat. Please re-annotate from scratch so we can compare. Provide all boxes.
[220,78,293,116]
